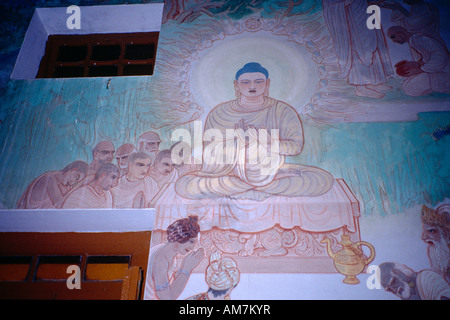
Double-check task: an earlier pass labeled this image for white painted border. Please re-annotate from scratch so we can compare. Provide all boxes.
[0,209,155,232]
[11,3,164,80]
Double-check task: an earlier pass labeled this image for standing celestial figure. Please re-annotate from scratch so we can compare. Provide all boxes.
[322,0,394,99]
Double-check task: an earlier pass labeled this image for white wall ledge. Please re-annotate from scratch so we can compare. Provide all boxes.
[0,209,155,233]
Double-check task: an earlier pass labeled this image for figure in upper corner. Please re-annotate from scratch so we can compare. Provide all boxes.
[322,0,394,99]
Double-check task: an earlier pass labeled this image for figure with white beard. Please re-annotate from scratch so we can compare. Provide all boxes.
[115,143,136,177]
[137,131,161,164]
[421,202,450,283]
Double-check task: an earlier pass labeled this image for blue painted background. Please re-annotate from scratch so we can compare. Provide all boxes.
[0,0,448,216]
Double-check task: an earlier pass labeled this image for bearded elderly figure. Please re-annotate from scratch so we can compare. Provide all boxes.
[175,62,334,201]
[421,201,450,283]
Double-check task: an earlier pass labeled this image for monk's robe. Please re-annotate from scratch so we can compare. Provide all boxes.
[150,168,179,190]
[175,97,334,200]
[111,175,159,208]
[17,172,64,209]
[62,185,113,208]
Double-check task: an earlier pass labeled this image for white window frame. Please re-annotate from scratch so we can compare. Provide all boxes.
[11,3,164,80]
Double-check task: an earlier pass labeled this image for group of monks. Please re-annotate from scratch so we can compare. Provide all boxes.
[16,131,187,209]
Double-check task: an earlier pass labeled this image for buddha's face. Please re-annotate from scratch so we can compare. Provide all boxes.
[235,72,269,98]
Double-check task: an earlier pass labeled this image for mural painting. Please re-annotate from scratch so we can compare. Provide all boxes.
[0,0,449,300]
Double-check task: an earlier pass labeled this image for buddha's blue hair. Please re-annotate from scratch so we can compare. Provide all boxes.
[235,62,269,80]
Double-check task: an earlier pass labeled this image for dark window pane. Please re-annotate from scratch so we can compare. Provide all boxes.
[54,66,84,78]
[123,64,153,76]
[0,256,32,282]
[91,45,121,61]
[0,256,33,264]
[35,255,81,281]
[88,65,118,77]
[57,45,87,62]
[87,256,130,264]
[38,256,80,264]
[124,44,155,60]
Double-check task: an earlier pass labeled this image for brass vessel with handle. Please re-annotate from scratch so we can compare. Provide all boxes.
[321,234,375,284]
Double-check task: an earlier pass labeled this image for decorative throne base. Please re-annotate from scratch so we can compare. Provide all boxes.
[149,178,361,273]
[150,223,360,273]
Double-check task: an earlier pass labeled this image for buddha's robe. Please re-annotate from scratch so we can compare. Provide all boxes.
[175,97,334,200]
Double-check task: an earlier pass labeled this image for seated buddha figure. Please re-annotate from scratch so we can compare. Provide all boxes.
[175,62,334,201]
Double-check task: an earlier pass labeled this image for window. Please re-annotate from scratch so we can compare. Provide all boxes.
[35,255,81,281]
[10,4,164,80]
[85,255,131,281]
[0,256,33,282]
[36,32,159,78]
[0,232,151,299]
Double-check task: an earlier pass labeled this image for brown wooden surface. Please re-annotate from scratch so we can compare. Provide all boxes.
[0,231,151,300]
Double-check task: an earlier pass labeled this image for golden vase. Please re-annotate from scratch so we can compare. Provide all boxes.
[321,234,375,285]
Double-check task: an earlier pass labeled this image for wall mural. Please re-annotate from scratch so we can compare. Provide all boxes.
[0,0,449,300]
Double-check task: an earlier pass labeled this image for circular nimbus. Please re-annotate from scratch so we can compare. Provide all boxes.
[189,30,319,119]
